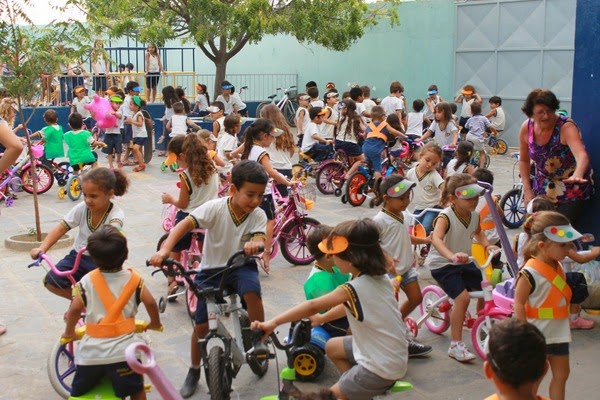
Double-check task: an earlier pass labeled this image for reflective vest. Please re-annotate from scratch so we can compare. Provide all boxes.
[479,195,500,231]
[85,269,141,338]
[366,121,389,142]
[524,258,572,320]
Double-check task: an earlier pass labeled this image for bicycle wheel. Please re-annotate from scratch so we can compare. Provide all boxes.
[56,162,72,185]
[255,102,269,119]
[66,175,82,201]
[279,217,320,265]
[47,340,76,399]
[419,285,451,334]
[494,139,508,155]
[19,164,54,194]
[185,287,197,319]
[315,161,345,195]
[500,188,525,229]
[291,163,308,184]
[471,314,506,359]
[484,151,491,168]
[345,172,368,207]
[207,346,232,400]
[283,101,297,127]
[240,309,269,377]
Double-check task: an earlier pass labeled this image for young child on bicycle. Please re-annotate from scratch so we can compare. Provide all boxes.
[418,102,459,169]
[464,101,497,168]
[445,140,475,177]
[166,101,201,137]
[336,99,365,181]
[216,113,242,177]
[304,224,350,338]
[362,105,406,195]
[161,134,220,295]
[320,91,339,140]
[30,168,130,299]
[372,175,433,357]
[63,113,104,173]
[473,168,503,268]
[31,109,64,169]
[300,107,333,162]
[485,96,505,133]
[149,160,268,399]
[406,99,431,140]
[295,94,311,147]
[426,173,498,362]
[406,142,444,235]
[514,211,584,400]
[252,219,408,400]
[484,319,549,400]
[63,225,161,400]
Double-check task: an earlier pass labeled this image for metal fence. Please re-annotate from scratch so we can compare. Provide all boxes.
[194,73,298,102]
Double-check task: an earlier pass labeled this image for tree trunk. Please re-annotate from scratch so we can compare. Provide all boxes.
[213,58,227,101]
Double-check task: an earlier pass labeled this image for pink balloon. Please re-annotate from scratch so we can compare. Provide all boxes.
[84,94,117,129]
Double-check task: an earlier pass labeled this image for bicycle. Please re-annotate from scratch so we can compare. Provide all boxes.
[153,251,270,400]
[0,143,55,201]
[486,134,508,155]
[255,86,299,127]
[499,152,528,229]
[315,150,350,195]
[468,137,492,169]
[63,143,108,201]
[291,146,337,186]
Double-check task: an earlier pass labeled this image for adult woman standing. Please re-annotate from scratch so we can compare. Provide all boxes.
[518,89,594,229]
[90,40,109,97]
[145,44,164,103]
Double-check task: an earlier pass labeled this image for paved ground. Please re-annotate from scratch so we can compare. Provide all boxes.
[1,150,599,399]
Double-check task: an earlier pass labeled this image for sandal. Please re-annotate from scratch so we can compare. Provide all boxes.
[167,280,179,302]
[133,164,146,172]
[123,161,136,166]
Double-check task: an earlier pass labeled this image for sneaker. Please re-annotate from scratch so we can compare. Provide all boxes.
[569,315,595,330]
[408,340,432,358]
[448,342,476,362]
[180,367,201,398]
[157,135,165,145]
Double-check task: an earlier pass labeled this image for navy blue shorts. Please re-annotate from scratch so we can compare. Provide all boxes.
[132,137,147,146]
[260,194,275,220]
[70,361,144,397]
[146,73,160,88]
[193,261,261,324]
[546,342,569,356]
[123,124,133,143]
[102,134,123,155]
[335,140,362,157]
[431,262,482,299]
[44,249,96,289]
[172,211,206,252]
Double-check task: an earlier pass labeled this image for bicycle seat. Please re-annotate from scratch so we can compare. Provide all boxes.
[511,152,520,159]
[268,95,277,100]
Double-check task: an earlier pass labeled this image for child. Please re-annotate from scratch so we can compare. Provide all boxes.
[454,84,482,134]
[156,85,179,155]
[215,80,246,115]
[308,86,324,109]
[445,140,475,177]
[465,102,497,168]
[450,103,459,124]
[175,87,191,114]
[70,86,93,130]
[161,134,219,294]
[406,99,431,139]
[349,86,369,121]
[103,94,124,169]
[295,93,311,146]
[405,142,444,234]
[216,113,241,176]
[124,96,148,172]
[426,173,497,362]
[380,81,405,120]
[149,160,268,398]
[473,168,503,268]
[63,113,104,172]
[335,99,365,180]
[30,168,129,299]
[166,101,201,137]
[191,83,210,116]
[32,109,64,169]
[361,85,377,114]
[260,104,296,196]
[372,175,433,357]
[486,95,506,133]
[425,84,443,122]
[63,225,161,400]
[484,319,549,400]
[418,102,459,168]
[300,107,333,162]
[320,91,339,140]
[122,82,140,163]
[241,119,294,271]
[145,44,164,103]
[304,225,350,338]
[514,211,579,400]
[208,101,226,139]
[252,219,408,400]
[362,105,406,193]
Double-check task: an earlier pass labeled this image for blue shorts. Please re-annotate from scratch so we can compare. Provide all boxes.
[362,138,386,173]
[102,134,123,155]
[44,249,96,289]
[132,137,147,146]
[172,211,206,252]
[430,262,482,299]
[400,268,419,287]
[70,361,144,398]
[260,194,275,220]
[193,261,261,324]
[335,140,362,157]
[123,124,133,143]
[546,342,569,356]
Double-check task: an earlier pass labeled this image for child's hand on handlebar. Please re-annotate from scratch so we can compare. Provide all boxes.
[451,252,470,264]
[148,251,168,267]
[244,240,265,256]
[251,320,276,341]
[161,193,174,204]
[309,313,324,328]
[486,245,501,255]
[30,247,43,260]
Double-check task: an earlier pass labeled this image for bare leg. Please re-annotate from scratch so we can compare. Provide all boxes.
[44,283,72,300]
[325,337,352,373]
[263,219,274,272]
[450,290,470,341]
[400,281,422,318]
[243,292,264,322]
[548,354,569,400]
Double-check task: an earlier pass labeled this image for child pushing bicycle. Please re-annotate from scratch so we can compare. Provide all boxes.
[63,225,161,400]
[149,160,268,398]
[253,219,408,400]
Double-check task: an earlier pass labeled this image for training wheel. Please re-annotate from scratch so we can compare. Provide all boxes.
[58,188,66,199]
[341,194,348,204]
[404,317,418,338]
[5,197,14,207]
[158,296,167,313]
[369,198,376,208]
[160,162,167,172]
[334,188,342,197]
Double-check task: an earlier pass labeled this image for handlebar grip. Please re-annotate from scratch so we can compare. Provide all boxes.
[250,328,270,359]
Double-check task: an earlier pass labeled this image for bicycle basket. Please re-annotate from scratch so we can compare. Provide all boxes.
[286,88,298,100]
[293,184,316,210]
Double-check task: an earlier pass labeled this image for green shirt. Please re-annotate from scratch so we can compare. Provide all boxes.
[64,130,95,165]
[41,124,64,159]
[304,265,351,302]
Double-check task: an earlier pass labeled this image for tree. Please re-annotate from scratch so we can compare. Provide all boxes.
[71,0,401,98]
[0,0,88,241]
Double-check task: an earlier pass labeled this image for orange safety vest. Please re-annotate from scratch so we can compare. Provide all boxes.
[524,258,572,320]
[366,121,389,142]
[479,195,500,231]
[85,269,141,338]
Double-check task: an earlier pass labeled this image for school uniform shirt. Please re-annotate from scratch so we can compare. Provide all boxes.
[122,95,134,119]
[216,93,246,115]
[187,197,267,270]
[247,144,273,195]
[64,130,96,165]
[309,99,324,109]
[195,94,209,112]
[425,95,441,121]
[405,167,444,212]
[445,159,468,177]
[179,169,219,213]
[427,120,458,148]
[489,106,506,131]
[214,116,226,139]
[295,107,310,133]
[319,105,338,139]
[362,98,377,114]
[426,206,480,271]
[216,133,238,174]
[380,95,404,116]
[342,274,408,380]
[61,201,125,252]
[406,112,425,136]
[72,96,92,119]
[104,107,124,135]
[268,142,293,170]
[41,124,65,159]
[355,102,367,123]
[301,121,321,153]
[132,111,147,138]
[373,209,414,276]
[460,97,476,118]
[169,114,188,136]
[336,119,359,144]
[75,269,142,365]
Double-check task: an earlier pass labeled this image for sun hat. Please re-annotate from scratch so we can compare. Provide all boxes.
[453,183,485,199]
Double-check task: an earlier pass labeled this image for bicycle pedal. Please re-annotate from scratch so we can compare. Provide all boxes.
[438,302,452,312]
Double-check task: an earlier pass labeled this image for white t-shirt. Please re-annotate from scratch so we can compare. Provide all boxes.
[132,111,147,138]
[309,99,324,109]
[342,274,407,380]
[216,133,238,174]
[425,95,441,120]
[216,93,246,115]
[355,102,367,123]
[428,120,458,148]
[406,112,425,136]
[180,169,219,213]
[62,202,125,252]
[248,145,272,195]
[336,118,359,144]
[72,97,92,119]
[405,167,444,211]
[489,106,506,131]
[105,106,124,134]
[169,114,188,136]
[122,95,134,118]
[195,95,209,112]
[362,98,377,114]
[380,95,404,116]
[268,142,293,170]
[373,209,414,276]
[214,116,226,139]
[295,107,310,134]
[301,121,320,152]
[445,159,468,177]
[319,105,338,139]
[188,197,267,270]
[460,97,476,118]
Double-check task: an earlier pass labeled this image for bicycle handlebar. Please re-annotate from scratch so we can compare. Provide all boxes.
[407,208,442,219]
[28,248,88,285]
[250,319,312,360]
[468,248,502,270]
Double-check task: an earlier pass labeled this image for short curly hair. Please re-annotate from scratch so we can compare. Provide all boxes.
[521,89,560,118]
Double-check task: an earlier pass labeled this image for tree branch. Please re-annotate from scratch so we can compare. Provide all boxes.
[198,43,216,62]
[226,33,250,61]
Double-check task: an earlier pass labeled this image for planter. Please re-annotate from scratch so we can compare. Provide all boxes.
[5,233,73,252]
